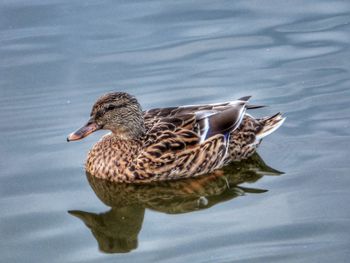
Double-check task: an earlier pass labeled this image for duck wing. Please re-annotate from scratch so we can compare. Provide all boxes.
[144,98,248,142]
[195,101,246,142]
[129,101,248,182]
[143,96,263,120]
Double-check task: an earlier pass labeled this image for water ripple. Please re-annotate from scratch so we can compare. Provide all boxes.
[1,0,350,262]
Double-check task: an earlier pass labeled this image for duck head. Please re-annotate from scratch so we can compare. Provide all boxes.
[67,92,145,141]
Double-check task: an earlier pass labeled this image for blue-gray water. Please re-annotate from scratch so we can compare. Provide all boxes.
[1,0,350,262]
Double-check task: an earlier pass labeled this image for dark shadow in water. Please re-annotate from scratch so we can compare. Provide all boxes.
[69,153,283,253]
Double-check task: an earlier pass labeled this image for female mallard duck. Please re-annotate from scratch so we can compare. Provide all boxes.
[67,92,285,183]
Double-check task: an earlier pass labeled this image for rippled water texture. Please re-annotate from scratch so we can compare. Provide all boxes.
[1,0,350,262]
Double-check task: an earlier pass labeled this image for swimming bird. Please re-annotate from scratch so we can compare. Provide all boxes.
[67,92,285,183]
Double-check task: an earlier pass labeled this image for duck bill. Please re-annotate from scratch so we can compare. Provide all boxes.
[67,121,101,142]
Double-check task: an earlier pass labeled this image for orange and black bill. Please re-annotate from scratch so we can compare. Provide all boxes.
[67,120,101,142]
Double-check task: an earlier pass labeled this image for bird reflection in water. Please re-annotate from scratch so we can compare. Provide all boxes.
[69,153,283,253]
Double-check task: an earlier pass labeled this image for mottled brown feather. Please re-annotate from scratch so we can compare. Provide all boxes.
[81,93,285,182]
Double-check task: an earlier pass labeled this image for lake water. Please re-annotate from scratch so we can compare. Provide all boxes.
[1,0,350,262]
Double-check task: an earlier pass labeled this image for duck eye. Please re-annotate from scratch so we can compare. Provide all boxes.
[93,104,125,120]
[105,104,118,111]
[105,103,126,112]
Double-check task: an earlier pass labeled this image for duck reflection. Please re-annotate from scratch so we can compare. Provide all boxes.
[69,153,283,253]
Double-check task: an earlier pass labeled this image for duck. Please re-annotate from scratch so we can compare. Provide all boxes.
[67,92,285,183]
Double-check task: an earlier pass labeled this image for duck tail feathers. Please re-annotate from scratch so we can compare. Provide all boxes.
[237,96,266,109]
[238,96,252,101]
[256,113,285,140]
[246,104,267,110]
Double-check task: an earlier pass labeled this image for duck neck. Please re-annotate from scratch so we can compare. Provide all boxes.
[109,118,145,141]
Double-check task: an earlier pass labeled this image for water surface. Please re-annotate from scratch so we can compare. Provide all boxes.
[1,0,350,262]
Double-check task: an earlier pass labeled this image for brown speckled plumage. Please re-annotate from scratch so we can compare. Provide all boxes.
[68,92,285,183]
